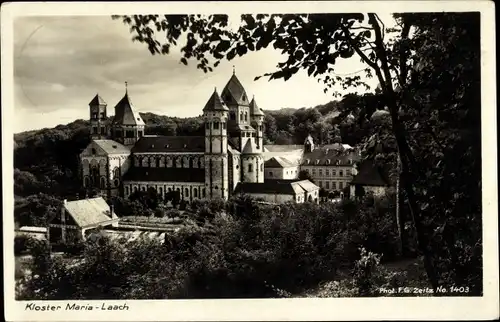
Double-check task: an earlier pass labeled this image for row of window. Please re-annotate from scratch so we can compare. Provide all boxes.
[318,181,346,190]
[134,156,204,168]
[206,121,227,130]
[125,185,206,199]
[307,168,351,177]
[91,112,105,119]
[247,163,264,173]
[268,170,298,177]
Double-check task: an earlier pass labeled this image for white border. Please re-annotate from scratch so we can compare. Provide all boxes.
[2,1,498,321]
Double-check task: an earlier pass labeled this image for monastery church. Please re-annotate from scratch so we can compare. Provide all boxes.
[79,71,321,204]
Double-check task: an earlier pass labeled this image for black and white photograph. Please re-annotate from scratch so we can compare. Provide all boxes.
[2,1,498,321]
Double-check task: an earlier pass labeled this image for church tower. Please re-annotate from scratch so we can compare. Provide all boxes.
[304,134,315,153]
[221,68,255,151]
[89,94,108,139]
[110,83,145,146]
[241,139,264,183]
[250,96,265,152]
[203,88,229,200]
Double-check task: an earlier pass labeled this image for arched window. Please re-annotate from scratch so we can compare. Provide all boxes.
[134,156,140,167]
[185,188,189,197]
[142,157,148,167]
[83,176,90,188]
[159,187,163,198]
[100,177,106,189]
[193,188,198,198]
[134,186,138,193]
[125,186,129,196]
[150,157,157,168]
[244,112,248,122]
[202,188,206,198]
[113,167,120,179]
[206,122,210,129]
[260,163,263,172]
[142,186,146,191]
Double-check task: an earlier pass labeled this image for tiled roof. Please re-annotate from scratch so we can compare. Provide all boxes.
[132,136,205,153]
[301,148,360,166]
[351,160,390,186]
[234,179,318,196]
[111,93,145,126]
[242,139,259,154]
[89,94,106,106]
[203,89,229,112]
[221,73,250,106]
[63,197,114,228]
[264,145,303,152]
[93,139,131,154]
[264,157,295,168]
[123,167,205,183]
[250,97,265,116]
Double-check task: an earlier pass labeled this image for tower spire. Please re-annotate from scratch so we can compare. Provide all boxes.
[232,65,235,75]
[125,81,128,94]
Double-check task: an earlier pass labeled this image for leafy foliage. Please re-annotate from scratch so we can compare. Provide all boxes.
[17,196,414,300]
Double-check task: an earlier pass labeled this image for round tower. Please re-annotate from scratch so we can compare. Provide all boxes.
[89,94,108,139]
[241,139,264,183]
[203,88,229,200]
[250,95,265,152]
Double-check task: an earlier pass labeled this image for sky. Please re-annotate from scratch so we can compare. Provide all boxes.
[13,15,383,133]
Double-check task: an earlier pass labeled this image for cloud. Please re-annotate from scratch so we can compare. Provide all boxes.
[13,15,380,133]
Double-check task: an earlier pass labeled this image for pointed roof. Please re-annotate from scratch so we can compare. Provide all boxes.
[89,94,106,106]
[250,96,265,116]
[111,92,145,126]
[203,88,229,112]
[242,139,260,154]
[221,73,250,106]
[304,134,314,145]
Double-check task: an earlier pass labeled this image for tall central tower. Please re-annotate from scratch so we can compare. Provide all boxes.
[203,88,229,200]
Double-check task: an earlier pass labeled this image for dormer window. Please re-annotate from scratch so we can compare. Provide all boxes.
[91,148,96,155]
[137,118,140,121]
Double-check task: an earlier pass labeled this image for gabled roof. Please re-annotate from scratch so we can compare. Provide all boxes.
[63,197,115,228]
[203,88,229,112]
[111,93,145,126]
[249,97,265,116]
[351,160,391,186]
[242,139,259,154]
[93,139,131,154]
[132,136,205,153]
[221,73,250,106]
[264,156,295,168]
[123,167,205,183]
[234,179,319,196]
[304,134,314,145]
[301,148,360,166]
[89,94,106,106]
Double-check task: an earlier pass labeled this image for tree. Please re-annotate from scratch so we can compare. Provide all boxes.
[298,170,314,183]
[114,12,482,293]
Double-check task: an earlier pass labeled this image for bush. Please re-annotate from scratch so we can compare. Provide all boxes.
[14,235,32,255]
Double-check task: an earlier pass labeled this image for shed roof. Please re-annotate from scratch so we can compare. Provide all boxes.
[63,197,114,228]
